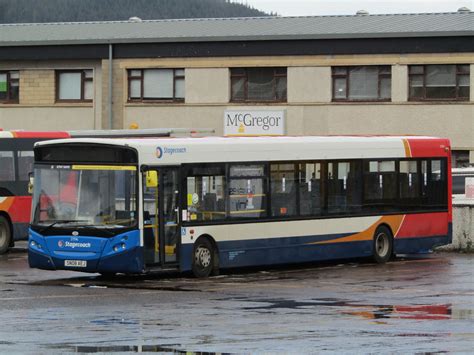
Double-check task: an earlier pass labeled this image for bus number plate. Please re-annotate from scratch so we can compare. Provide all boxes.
[65,260,87,267]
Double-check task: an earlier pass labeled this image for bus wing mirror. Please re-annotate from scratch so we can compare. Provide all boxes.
[146,171,158,188]
[28,172,34,194]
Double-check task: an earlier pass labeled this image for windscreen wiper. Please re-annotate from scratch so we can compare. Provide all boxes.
[36,220,90,234]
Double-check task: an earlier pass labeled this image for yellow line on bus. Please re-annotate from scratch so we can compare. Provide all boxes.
[72,165,137,171]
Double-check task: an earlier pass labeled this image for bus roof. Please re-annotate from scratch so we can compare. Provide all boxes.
[35,135,450,164]
[0,128,214,139]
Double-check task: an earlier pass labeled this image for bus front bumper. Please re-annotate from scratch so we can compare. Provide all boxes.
[28,230,144,274]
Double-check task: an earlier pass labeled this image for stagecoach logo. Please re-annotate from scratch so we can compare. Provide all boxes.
[156,147,163,159]
[156,146,187,159]
[58,239,91,249]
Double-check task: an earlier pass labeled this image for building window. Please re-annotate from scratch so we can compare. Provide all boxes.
[128,69,185,102]
[409,64,470,100]
[56,70,93,102]
[230,67,287,102]
[332,66,391,101]
[0,71,19,103]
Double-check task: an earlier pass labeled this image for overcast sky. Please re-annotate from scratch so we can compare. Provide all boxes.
[243,0,473,16]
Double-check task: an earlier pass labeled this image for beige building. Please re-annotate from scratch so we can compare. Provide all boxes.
[0,11,473,166]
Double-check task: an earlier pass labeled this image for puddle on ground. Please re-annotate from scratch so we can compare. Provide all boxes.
[222,297,473,321]
[90,318,139,326]
[45,343,230,354]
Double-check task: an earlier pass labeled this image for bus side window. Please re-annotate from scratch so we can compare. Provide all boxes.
[363,160,397,211]
[186,165,226,221]
[427,159,447,207]
[270,163,297,217]
[299,162,322,216]
[17,151,34,181]
[399,160,420,200]
[328,161,362,214]
[0,151,15,181]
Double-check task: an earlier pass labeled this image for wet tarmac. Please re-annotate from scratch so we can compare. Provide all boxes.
[0,244,473,353]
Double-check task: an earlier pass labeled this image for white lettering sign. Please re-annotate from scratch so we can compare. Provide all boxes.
[224,110,285,136]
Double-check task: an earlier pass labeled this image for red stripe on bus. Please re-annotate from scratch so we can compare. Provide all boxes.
[12,131,70,139]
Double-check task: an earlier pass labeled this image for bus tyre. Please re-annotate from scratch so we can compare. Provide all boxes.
[192,238,216,278]
[373,226,393,264]
[0,216,12,255]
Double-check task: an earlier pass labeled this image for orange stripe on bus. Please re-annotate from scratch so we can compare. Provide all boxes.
[403,139,412,158]
[0,197,15,212]
[309,214,405,245]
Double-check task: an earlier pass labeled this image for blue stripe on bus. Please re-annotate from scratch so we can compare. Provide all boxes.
[180,233,451,272]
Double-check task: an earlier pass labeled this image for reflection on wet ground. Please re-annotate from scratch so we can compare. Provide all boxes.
[47,344,229,354]
[0,249,473,353]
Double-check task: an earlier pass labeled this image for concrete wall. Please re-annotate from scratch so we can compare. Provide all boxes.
[438,204,474,251]
[0,106,96,130]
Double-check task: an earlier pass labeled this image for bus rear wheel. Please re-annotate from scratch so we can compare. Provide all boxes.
[373,226,393,264]
[192,238,216,278]
[0,215,12,255]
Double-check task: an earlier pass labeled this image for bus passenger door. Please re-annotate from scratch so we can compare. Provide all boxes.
[143,168,180,268]
[159,168,180,265]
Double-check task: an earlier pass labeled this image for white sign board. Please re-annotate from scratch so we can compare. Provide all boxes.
[466,177,474,199]
[224,110,285,136]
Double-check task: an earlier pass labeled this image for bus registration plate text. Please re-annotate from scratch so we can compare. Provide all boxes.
[65,260,87,267]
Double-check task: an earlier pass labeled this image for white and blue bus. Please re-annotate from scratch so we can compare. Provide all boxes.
[28,136,452,277]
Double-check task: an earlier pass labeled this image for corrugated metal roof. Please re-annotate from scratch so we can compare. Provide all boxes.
[0,12,473,47]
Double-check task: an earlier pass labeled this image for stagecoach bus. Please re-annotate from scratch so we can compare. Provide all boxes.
[28,136,452,277]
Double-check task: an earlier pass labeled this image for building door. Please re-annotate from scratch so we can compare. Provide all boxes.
[143,167,180,268]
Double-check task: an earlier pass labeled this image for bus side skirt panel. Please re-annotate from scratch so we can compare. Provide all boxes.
[394,235,451,254]
[179,231,451,270]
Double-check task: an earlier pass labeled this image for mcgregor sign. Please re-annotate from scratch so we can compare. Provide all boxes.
[224,110,286,136]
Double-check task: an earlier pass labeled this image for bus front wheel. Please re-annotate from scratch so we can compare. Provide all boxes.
[192,238,216,278]
[0,215,12,255]
[373,226,393,264]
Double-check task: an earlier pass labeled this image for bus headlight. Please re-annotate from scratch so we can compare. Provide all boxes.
[30,240,42,250]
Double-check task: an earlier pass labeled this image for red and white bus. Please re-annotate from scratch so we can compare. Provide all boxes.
[0,131,70,253]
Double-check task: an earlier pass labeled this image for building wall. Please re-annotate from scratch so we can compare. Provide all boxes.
[0,60,102,130]
[117,53,474,163]
[1,54,473,163]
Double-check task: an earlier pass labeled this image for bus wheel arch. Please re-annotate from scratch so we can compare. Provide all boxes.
[0,213,13,254]
[192,234,219,278]
[372,224,394,264]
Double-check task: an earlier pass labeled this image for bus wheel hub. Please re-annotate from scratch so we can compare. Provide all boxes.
[196,246,211,268]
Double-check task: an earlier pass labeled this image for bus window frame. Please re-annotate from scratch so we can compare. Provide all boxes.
[181,156,449,227]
